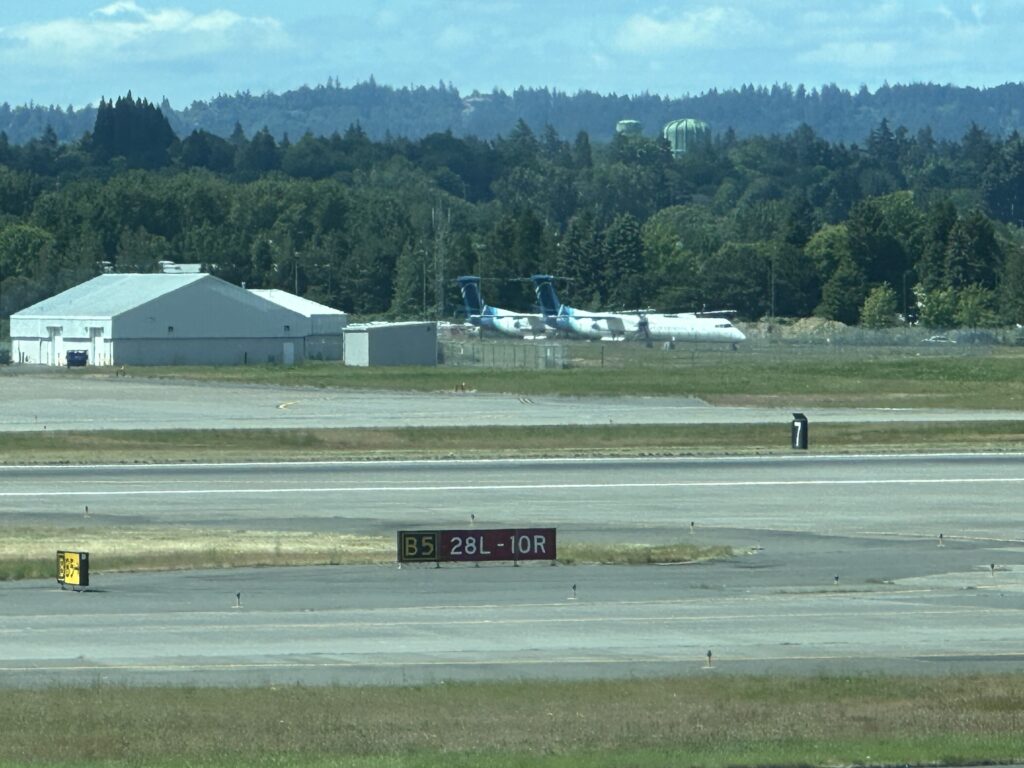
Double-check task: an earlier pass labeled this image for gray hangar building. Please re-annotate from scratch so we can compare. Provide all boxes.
[10,273,342,366]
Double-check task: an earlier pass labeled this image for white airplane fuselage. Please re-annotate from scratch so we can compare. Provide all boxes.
[559,307,745,343]
[475,306,548,338]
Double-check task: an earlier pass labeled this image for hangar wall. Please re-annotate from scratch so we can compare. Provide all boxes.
[112,337,301,366]
[11,321,113,366]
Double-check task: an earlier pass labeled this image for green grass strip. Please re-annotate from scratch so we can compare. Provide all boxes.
[78,349,1024,406]
[4,421,1024,465]
[0,675,1022,766]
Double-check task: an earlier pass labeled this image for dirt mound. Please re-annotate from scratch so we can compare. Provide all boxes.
[787,316,848,336]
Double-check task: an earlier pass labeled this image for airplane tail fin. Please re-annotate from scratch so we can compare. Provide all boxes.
[457,276,484,316]
[531,274,562,318]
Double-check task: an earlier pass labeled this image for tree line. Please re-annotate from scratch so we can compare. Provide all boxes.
[8,79,1024,146]
[2,94,1024,330]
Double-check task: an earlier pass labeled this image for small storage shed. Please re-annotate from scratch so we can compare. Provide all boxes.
[343,322,438,367]
[10,273,312,366]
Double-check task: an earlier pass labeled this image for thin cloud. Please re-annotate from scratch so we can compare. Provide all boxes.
[436,24,476,51]
[800,40,898,68]
[614,7,760,53]
[1,2,289,62]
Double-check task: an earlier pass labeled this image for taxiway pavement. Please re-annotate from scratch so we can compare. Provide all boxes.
[2,455,1023,686]
[2,373,1023,431]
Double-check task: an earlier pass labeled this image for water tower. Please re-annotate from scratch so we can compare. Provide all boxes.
[662,118,711,156]
[615,119,643,137]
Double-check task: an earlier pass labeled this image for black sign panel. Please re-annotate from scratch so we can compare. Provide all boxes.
[397,528,556,563]
[398,531,440,562]
[792,412,809,449]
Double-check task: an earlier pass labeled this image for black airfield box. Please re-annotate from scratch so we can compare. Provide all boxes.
[792,413,808,450]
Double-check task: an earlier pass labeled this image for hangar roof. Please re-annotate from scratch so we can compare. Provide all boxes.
[13,273,207,318]
[248,289,346,317]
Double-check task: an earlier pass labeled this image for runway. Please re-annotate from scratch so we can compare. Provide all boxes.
[2,455,1024,686]
[2,373,1024,431]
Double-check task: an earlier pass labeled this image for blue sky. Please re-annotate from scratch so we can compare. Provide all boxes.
[1,1,1019,109]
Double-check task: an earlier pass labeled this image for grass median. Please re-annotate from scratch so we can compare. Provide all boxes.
[5,420,1024,465]
[68,345,1024,406]
[1,675,1022,767]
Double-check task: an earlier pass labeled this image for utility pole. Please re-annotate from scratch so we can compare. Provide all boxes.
[432,204,449,318]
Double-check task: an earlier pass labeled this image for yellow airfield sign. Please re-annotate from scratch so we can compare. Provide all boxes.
[57,550,89,588]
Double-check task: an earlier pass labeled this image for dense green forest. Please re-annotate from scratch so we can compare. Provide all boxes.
[7,79,1024,147]
[2,93,1024,330]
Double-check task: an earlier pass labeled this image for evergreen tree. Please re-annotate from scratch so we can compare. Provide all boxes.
[817,255,866,324]
[916,199,958,291]
[601,213,645,308]
[390,242,428,317]
[236,128,280,176]
[557,211,603,307]
[88,93,177,168]
[944,209,1000,289]
[998,243,1024,324]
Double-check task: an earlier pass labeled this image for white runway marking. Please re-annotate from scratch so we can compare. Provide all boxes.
[2,476,1023,498]
[1,451,1021,472]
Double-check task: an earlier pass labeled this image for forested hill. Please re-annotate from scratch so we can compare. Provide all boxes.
[4,93,1024,333]
[4,79,1024,146]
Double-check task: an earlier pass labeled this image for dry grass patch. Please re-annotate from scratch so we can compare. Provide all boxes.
[0,525,731,581]
[0,525,394,580]
[558,541,732,565]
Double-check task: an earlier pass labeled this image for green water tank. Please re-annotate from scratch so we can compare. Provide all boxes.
[663,118,711,156]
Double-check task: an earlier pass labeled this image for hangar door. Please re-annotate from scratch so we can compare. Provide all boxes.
[89,327,106,366]
[45,326,64,366]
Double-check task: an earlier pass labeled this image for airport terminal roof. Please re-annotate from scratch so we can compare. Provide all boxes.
[12,273,208,318]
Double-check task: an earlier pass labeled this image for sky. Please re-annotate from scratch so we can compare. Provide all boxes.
[1,1,1020,109]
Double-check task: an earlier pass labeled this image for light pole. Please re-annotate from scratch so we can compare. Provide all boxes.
[902,270,912,323]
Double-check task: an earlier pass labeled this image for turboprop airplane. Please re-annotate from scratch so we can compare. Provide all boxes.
[457,275,548,338]
[531,274,745,345]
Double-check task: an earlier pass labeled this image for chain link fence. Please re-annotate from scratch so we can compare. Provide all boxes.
[439,341,568,369]
[438,324,1024,370]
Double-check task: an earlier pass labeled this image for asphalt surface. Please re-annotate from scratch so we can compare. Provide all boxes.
[3,372,1024,431]
[3,455,1024,687]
